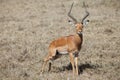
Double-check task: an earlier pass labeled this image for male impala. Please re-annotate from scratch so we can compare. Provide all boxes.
[41,2,89,75]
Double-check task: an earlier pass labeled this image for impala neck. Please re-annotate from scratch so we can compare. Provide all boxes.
[74,33,83,51]
[74,32,83,42]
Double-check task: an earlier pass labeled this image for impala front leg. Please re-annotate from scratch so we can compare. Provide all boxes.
[69,53,75,76]
[75,56,78,75]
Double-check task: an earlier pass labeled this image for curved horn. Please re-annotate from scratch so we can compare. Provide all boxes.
[81,2,89,24]
[68,2,77,24]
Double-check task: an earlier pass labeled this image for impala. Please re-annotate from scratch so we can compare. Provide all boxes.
[41,2,89,75]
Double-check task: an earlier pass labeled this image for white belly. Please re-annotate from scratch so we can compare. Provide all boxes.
[58,51,68,55]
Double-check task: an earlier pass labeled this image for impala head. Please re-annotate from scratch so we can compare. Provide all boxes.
[68,2,89,34]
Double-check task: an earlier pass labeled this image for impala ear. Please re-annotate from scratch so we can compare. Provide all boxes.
[68,20,75,26]
[83,19,89,27]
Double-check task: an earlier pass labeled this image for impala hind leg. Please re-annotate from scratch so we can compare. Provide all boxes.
[41,52,56,73]
[41,54,52,73]
[41,57,49,73]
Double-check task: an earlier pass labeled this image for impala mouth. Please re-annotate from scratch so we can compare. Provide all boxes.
[77,31,82,34]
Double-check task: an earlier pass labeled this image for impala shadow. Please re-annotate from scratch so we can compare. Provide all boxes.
[60,62,97,74]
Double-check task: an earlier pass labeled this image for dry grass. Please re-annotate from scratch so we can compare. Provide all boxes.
[0,0,120,80]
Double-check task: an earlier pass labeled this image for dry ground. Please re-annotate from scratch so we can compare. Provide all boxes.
[0,0,120,80]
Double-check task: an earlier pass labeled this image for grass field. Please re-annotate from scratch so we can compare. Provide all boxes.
[0,0,120,80]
